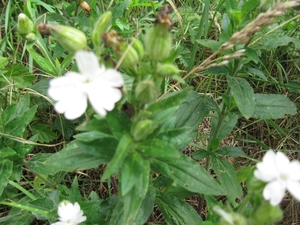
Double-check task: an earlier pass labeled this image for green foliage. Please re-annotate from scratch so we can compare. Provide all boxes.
[1,0,300,224]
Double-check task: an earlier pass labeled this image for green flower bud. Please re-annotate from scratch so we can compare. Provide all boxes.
[17,13,34,35]
[135,80,159,104]
[131,38,144,59]
[157,63,179,77]
[115,42,139,70]
[48,25,87,52]
[131,119,157,141]
[92,11,112,47]
[25,33,37,43]
[144,23,172,61]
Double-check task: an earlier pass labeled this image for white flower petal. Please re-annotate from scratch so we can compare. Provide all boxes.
[48,73,84,101]
[263,180,286,206]
[100,69,124,86]
[54,201,86,225]
[87,79,122,116]
[287,180,300,201]
[48,51,124,120]
[288,161,300,180]
[75,50,102,76]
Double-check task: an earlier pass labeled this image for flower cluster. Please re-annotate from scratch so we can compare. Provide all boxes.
[51,201,86,225]
[254,150,300,206]
[48,51,124,120]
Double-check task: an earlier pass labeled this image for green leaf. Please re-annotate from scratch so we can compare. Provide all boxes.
[111,0,131,23]
[0,159,13,196]
[0,148,17,159]
[136,139,181,160]
[227,76,255,119]
[133,186,156,224]
[147,89,191,122]
[30,124,58,143]
[151,155,225,195]
[26,45,57,75]
[211,156,242,201]
[32,138,117,175]
[52,116,75,140]
[174,92,216,130]
[246,67,267,81]
[210,111,238,141]
[197,39,222,52]
[29,78,50,96]
[236,165,255,183]
[252,94,297,119]
[251,202,282,225]
[217,146,246,157]
[106,110,132,139]
[258,35,300,50]
[102,134,134,181]
[241,0,259,17]
[2,94,30,126]
[26,153,57,175]
[74,131,114,142]
[192,149,209,160]
[122,159,150,225]
[120,152,145,196]
[4,105,37,137]
[156,192,202,225]
[151,127,193,150]
[0,56,9,68]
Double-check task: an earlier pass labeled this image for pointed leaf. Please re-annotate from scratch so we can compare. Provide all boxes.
[35,138,117,175]
[137,139,181,160]
[30,124,58,143]
[151,155,225,195]
[120,152,145,196]
[0,159,13,196]
[122,159,150,225]
[252,94,297,119]
[156,192,202,225]
[102,134,134,181]
[211,156,242,201]
[227,76,255,119]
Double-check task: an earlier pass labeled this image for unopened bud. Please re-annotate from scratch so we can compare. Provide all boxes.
[115,42,139,70]
[92,11,112,47]
[135,80,159,104]
[144,23,172,61]
[25,33,37,43]
[48,25,87,52]
[157,63,179,77]
[131,119,157,141]
[18,13,34,35]
[131,38,144,59]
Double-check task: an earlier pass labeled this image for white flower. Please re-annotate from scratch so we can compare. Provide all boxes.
[254,150,300,206]
[48,50,124,120]
[51,201,86,225]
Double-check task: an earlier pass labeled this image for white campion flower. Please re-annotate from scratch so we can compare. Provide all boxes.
[51,201,86,225]
[48,50,124,120]
[254,150,300,206]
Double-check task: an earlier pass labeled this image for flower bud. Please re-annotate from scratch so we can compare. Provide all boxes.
[25,33,37,43]
[131,38,144,59]
[144,23,172,61]
[131,119,157,141]
[48,25,87,52]
[92,11,112,47]
[157,63,179,77]
[115,42,139,70]
[17,13,34,35]
[135,80,159,104]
